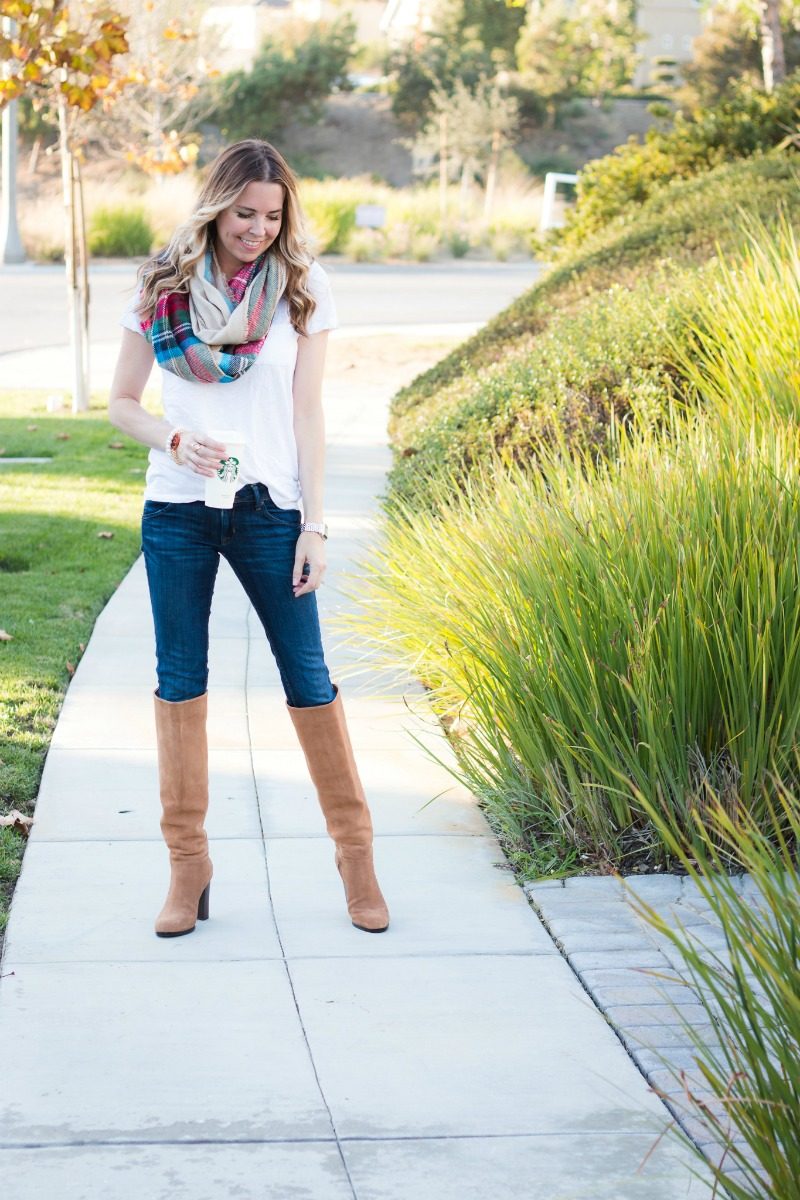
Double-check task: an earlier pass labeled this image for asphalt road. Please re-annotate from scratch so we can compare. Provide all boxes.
[0,259,542,357]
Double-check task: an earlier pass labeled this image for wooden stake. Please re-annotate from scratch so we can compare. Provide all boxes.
[58,94,88,413]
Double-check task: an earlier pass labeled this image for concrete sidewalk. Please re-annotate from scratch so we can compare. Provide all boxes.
[0,353,713,1198]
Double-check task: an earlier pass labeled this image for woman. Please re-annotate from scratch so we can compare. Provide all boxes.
[109,139,389,939]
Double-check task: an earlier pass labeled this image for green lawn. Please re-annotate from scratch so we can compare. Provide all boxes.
[0,391,147,947]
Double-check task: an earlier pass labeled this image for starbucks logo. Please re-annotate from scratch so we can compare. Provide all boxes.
[217,455,240,483]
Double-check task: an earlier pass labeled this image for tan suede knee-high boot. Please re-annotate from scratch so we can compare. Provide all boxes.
[286,683,389,933]
[153,691,213,937]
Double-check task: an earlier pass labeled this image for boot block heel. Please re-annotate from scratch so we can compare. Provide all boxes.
[335,848,390,933]
[197,881,211,921]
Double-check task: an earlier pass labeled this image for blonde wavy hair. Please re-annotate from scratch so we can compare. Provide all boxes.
[137,139,318,335]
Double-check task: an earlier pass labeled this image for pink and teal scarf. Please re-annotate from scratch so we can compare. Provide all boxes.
[141,247,287,384]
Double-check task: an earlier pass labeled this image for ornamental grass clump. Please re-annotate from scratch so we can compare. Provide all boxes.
[623,777,800,1199]
[673,217,800,432]
[348,411,800,869]
[342,221,800,872]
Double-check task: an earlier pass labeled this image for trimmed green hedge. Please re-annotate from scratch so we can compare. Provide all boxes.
[386,156,800,511]
[387,272,690,510]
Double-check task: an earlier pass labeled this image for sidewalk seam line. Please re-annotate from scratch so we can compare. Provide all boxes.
[0,1129,669,1150]
[243,598,359,1200]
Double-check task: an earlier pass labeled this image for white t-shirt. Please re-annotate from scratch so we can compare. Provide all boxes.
[119,259,338,507]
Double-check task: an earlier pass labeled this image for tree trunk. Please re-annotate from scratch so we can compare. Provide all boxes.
[439,111,448,237]
[483,127,501,222]
[759,0,786,92]
[459,160,472,222]
[58,95,89,413]
[74,154,90,405]
[28,136,42,176]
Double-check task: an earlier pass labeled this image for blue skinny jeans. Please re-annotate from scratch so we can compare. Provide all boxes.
[140,482,336,707]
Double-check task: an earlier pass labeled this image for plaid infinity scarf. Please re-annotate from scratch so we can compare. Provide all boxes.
[141,247,287,384]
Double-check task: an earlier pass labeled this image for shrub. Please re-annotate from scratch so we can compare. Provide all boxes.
[302,187,358,254]
[447,230,471,258]
[410,231,440,261]
[563,73,800,248]
[87,206,153,257]
[343,223,800,874]
[209,16,356,141]
[386,156,800,510]
[387,270,693,510]
[345,227,387,262]
[488,227,515,260]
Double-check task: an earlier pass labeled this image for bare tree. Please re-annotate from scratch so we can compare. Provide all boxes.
[82,0,219,176]
[758,0,786,90]
[713,0,788,93]
[0,1,129,411]
[409,77,520,224]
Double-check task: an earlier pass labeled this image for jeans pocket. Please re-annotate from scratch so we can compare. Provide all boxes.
[259,494,301,527]
[142,500,175,520]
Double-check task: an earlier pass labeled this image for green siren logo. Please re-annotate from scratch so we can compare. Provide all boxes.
[217,455,240,483]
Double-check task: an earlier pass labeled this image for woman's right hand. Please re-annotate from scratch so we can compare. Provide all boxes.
[175,431,228,478]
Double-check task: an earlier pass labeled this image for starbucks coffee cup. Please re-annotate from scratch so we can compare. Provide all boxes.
[204,429,246,509]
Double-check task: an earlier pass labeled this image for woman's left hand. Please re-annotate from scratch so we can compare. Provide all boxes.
[292,532,327,597]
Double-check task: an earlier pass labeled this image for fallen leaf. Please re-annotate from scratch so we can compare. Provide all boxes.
[66,661,76,676]
[0,629,12,641]
[27,423,38,431]
[55,432,70,441]
[108,441,124,449]
[0,810,33,836]
[79,642,86,652]
[97,530,114,539]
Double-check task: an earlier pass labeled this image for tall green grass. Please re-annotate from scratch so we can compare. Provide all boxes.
[342,221,800,873]
[674,217,800,432]
[625,777,800,1198]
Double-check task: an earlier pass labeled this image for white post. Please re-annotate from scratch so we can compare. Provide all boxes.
[540,172,579,232]
[1,18,25,264]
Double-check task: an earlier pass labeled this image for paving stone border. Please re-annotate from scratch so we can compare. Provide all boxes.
[523,872,773,1192]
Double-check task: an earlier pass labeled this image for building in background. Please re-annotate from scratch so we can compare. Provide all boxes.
[203,0,385,71]
[634,0,705,86]
[204,0,706,87]
[379,0,435,44]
